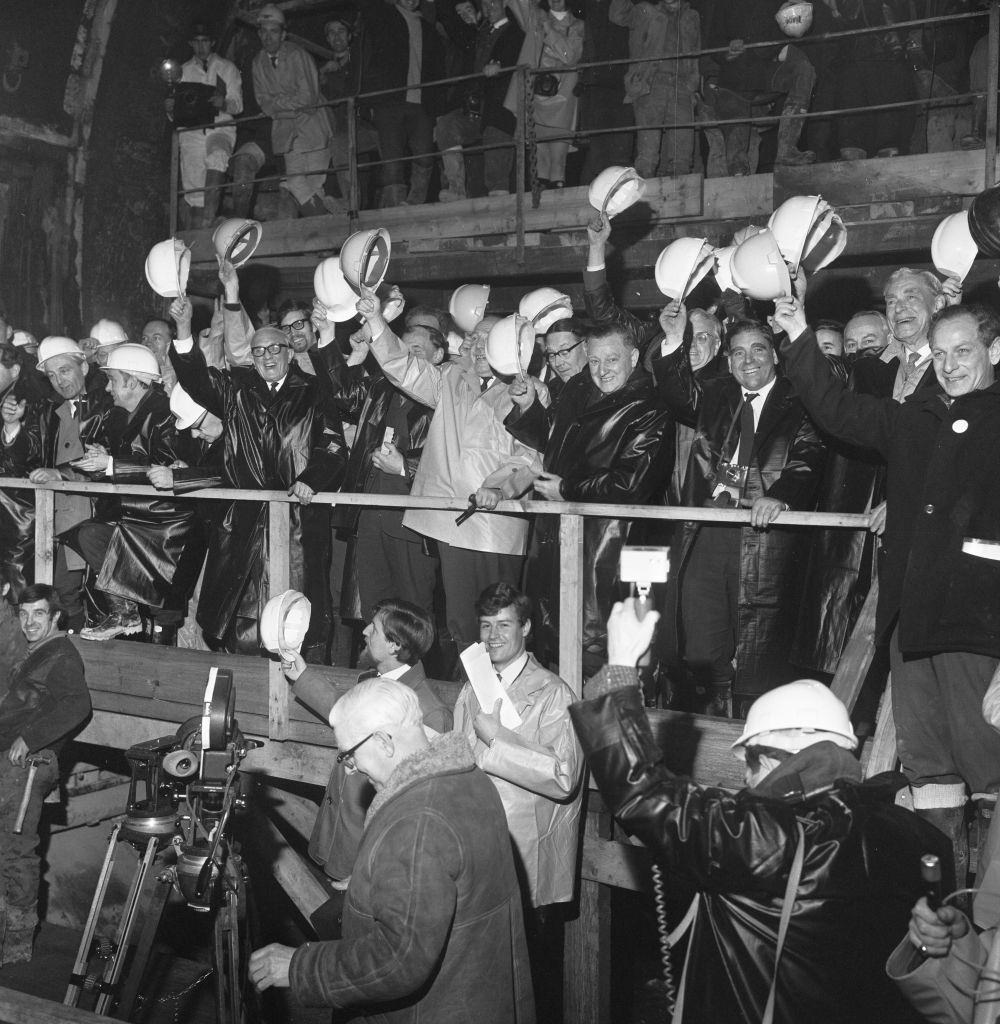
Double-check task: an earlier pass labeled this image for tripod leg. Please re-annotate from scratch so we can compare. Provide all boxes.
[113,872,173,1020]
[65,823,123,1008]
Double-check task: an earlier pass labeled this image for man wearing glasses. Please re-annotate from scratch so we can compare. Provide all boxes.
[249,676,533,1021]
[168,299,346,653]
[541,317,588,402]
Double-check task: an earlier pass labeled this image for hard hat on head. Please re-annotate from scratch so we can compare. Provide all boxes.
[103,343,161,381]
[89,318,128,348]
[169,383,208,430]
[36,336,85,369]
[257,4,286,26]
[449,284,491,334]
[10,330,35,349]
[732,680,858,758]
[775,0,813,37]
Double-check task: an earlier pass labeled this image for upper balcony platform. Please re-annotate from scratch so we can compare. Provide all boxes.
[178,148,996,311]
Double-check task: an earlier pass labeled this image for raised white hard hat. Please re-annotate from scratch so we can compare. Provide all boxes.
[257,3,286,25]
[931,210,978,282]
[768,195,847,274]
[103,343,161,380]
[169,382,208,430]
[732,224,765,246]
[713,245,739,293]
[731,229,792,301]
[588,166,646,220]
[340,228,391,293]
[36,336,85,369]
[654,237,715,301]
[260,589,312,654]
[486,314,532,377]
[732,679,858,756]
[145,238,191,298]
[775,0,814,37]
[89,318,128,347]
[313,257,360,323]
[449,284,491,334]
[212,218,263,268]
[10,330,35,348]
[518,287,572,333]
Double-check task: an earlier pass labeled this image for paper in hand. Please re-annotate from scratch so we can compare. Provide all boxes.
[459,642,522,729]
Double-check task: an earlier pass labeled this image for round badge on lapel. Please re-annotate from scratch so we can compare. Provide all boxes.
[953,419,969,434]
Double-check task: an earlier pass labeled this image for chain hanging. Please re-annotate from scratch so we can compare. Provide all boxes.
[526,71,541,209]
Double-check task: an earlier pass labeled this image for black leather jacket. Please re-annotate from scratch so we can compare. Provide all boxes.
[570,667,951,1024]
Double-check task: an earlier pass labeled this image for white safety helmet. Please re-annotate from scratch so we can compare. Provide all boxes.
[339,228,391,293]
[260,589,312,654]
[519,287,573,334]
[169,382,208,430]
[588,166,646,220]
[486,314,532,377]
[145,238,191,298]
[10,330,35,349]
[775,0,813,37]
[732,680,858,758]
[732,224,765,247]
[654,237,715,301]
[713,245,739,293]
[36,336,86,369]
[89,318,128,347]
[103,343,161,381]
[313,257,360,323]
[931,210,978,282]
[449,284,491,334]
[212,218,263,268]
[768,195,847,274]
[731,229,792,301]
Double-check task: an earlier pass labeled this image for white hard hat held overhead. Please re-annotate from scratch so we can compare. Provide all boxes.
[145,238,191,298]
[732,679,858,758]
[340,228,391,293]
[89,318,128,347]
[518,287,572,333]
[486,314,532,377]
[713,245,739,293]
[588,166,646,220]
[212,218,263,268]
[36,336,85,369]
[314,257,361,323]
[931,210,978,282]
[260,590,312,654]
[103,343,161,381]
[169,382,208,430]
[654,237,715,301]
[731,229,792,301]
[768,195,847,274]
[449,284,491,334]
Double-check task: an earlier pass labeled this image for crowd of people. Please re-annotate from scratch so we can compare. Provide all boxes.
[168,0,993,223]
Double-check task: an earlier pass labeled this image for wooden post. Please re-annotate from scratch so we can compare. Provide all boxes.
[34,488,55,585]
[515,65,526,262]
[267,500,291,741]
[986,2,999,187]
[346,96,360,224]
[168,127,179,236]
[559,514,609,1023]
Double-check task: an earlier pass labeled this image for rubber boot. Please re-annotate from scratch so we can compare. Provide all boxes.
[439,149,467,203]
[774,104,816,166]
[403,163,432,206]
[915,804,970,903]
[230,154,257,219]
[298,194,328,217]
[203,169,226,224]
[178,200,201,231]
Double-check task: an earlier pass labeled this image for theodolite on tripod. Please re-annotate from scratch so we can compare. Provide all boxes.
[65,667,262,1023]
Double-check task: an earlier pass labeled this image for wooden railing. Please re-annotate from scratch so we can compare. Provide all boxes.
[5,476,876,1024]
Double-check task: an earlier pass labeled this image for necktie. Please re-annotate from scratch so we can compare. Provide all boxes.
[480,378,490,394]
[737,392,759,466]
[269,381,278,393]
[269,54,278,69]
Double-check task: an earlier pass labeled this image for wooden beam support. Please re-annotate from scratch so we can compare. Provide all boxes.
[34,487,55,585]
[0,986,117,1023]
[558,515,584,697]
[257,811,329,924]
[267,500,292,741]
[830,577,879,714]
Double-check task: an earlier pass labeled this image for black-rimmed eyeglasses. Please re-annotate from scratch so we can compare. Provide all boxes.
[280,318,308,334]
[250,342,290,357]
[545,338,584,362]
[336,731,376,770]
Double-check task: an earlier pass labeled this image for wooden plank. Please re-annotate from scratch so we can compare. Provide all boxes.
[987,2,1000,187]
[702,172,771,221]
[865,677,898,778]
[34,488,55,585]
[581,834,650,892]
[0,986,117,1023]
[257,811,329,923]
[267,501,291,741]
[830,577,879,714]
[558,515,584,696]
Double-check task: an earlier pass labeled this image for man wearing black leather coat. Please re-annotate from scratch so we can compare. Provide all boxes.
[570,599,952,1024]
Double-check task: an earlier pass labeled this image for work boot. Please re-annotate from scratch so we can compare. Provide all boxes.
[915,803,970,903]
[439,149,467,203]
[81,598,143,642]
[203,169,227,223]
[774,104,816,166]
[403,163,432,206]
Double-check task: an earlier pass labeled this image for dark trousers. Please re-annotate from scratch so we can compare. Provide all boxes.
[299,505,332,656]
[524,902,565,1024]
[53,545,84,631]
[371,101,433,187]
[680,525,741,688]
[437,540,523,652]
[355,510,437,624]
[891,628,1000,793]
[434,110,514,194]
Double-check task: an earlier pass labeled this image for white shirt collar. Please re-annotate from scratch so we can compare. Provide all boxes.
[742,374,777,430]
[496,651,529,688]
[379,664,409,681]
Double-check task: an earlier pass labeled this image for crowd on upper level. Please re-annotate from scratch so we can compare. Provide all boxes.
[169,0,994,224]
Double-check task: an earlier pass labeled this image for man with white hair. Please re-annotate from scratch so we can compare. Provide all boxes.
[28,337,115,631]
[80,319,128,369]
[570,598,952,1024]
[64,345,206,644]
[249,677,534,1022]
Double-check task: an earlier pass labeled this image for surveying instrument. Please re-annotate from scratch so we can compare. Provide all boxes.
[65,667,261,1022]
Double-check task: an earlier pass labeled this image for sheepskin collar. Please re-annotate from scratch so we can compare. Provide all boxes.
[365,731,474,826]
